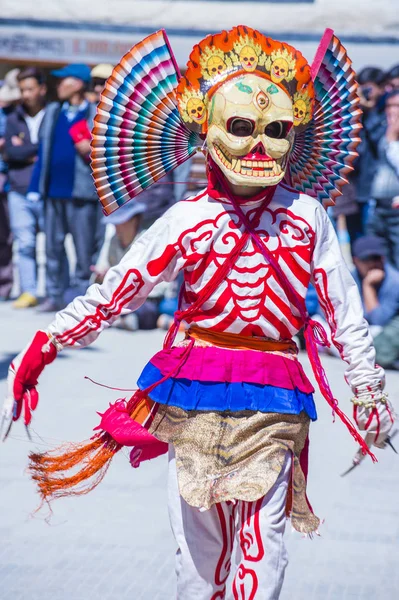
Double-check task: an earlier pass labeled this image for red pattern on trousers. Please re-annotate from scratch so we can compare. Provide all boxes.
[232,499,265,600]
[211,502,237,600]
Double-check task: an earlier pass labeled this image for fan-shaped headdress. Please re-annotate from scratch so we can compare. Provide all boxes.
[91,27,361,214]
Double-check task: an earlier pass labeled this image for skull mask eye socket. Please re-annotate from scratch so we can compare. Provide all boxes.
[227,117,255,137]
[264,120,292,139]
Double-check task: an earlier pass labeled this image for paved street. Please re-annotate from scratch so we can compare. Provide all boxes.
[1,302,398,600]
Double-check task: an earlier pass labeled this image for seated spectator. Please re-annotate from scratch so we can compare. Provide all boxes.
[312,235,399,367]
[87,64,113,104]
[368,89,399,267]
[137,172,177,229]
[106,201,145,269]
[98,168,184,331]
[5,67,47,308]
[352,236,399,368]
[95,200,162,331]
[352,235,399,328]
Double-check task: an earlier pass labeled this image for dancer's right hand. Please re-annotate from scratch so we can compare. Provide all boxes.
[2,331,58,431]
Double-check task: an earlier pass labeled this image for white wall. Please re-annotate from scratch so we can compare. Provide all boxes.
[1,0,398,36]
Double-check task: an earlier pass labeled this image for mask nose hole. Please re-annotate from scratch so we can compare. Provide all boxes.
[251,142,267,155]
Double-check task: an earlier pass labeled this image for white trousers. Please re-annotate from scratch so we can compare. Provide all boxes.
[168,448,291,600]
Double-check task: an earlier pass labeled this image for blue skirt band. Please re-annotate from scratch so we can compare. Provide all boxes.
[138,362,317,420]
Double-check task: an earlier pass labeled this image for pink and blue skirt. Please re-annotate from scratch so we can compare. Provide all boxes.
[137,345,317,420]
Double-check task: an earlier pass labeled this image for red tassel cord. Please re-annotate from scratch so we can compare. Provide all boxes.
[212,162,376,462]
[303,322,376,461]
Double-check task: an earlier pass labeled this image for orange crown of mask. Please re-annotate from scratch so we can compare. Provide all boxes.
[176,25,314,134]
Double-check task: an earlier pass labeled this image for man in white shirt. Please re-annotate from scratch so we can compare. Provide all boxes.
[4,67,47,308]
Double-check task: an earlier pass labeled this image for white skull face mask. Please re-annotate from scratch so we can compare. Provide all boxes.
[206,74,294,187]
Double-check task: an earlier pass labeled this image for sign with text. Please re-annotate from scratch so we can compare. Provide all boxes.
[0,26,141,65]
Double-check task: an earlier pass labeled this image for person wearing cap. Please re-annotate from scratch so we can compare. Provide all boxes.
[4,67,47,308]
[0,68,21,301]
[29,63,105,312]
[87,64,113,104]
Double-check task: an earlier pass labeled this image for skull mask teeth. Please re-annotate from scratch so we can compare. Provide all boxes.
[206,74,295,188]
[213,143,287,180]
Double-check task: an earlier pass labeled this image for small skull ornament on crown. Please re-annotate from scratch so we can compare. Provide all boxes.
[176,25,314,136]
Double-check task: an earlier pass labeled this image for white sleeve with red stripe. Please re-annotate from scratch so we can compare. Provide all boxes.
[47,212,182,349]
[310,204,385,393]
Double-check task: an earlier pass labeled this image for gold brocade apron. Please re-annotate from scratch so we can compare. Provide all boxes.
[146,327,320,534]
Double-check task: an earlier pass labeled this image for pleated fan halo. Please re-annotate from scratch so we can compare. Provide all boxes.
[91,29,202,215]
[91,27,362,215]
[288,29,362,206]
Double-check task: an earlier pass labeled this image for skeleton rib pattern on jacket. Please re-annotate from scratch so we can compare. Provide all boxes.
[47,183,384,393]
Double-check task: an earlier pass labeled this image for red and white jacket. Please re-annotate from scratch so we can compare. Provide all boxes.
[48,183,384,393]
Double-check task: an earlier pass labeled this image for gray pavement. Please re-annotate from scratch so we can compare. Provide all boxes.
[0,302,398,600]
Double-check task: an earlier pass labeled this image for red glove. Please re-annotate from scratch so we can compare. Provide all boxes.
[4,331,57,426]
[69,119,91,144]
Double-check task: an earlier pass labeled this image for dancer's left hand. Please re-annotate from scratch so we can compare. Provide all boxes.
[353,395,395,449]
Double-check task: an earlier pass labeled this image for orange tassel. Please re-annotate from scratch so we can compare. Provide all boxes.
[28,433,122,504]
[27,392,159,507]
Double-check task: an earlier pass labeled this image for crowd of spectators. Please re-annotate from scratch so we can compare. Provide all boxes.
[1,59,399,366]
[0,64,109,311]
[0,61,203,331]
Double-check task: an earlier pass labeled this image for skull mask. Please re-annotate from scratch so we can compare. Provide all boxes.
[206,74,294,188]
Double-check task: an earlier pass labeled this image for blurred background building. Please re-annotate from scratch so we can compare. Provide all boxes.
[0,0,398,76]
